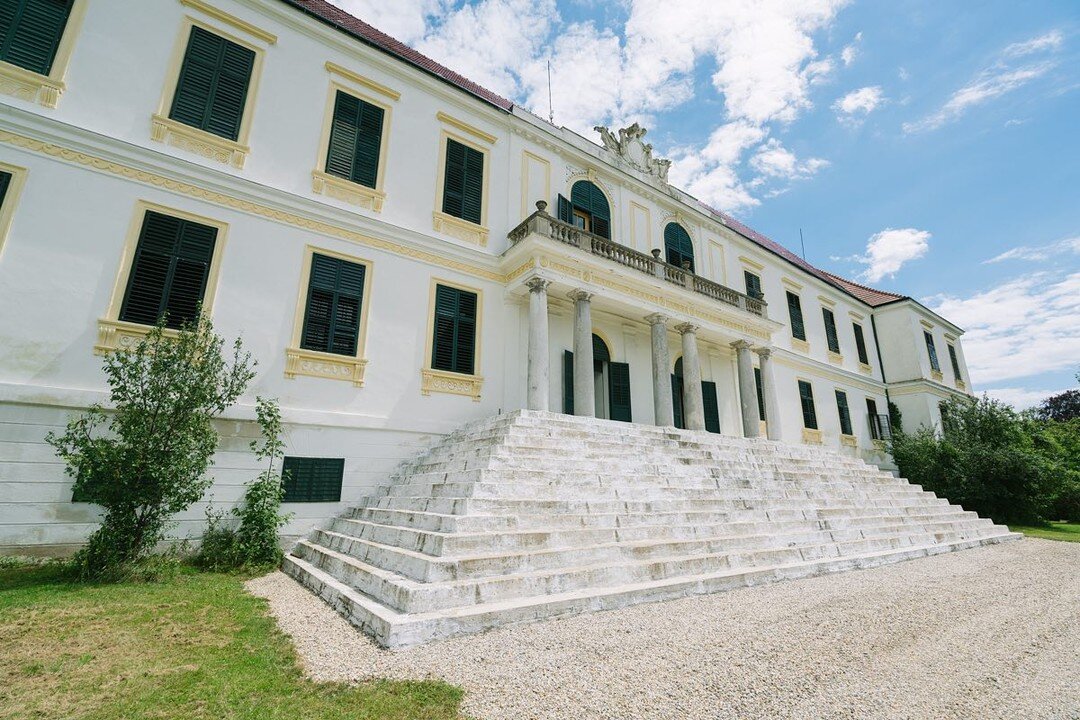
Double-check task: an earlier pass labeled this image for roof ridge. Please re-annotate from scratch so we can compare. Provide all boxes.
[821,271,905,298]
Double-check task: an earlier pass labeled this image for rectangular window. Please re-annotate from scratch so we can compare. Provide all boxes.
[324,90,384,189]
[866,398,881,440]
[299,253,366,357]
[853,322,869,365]
[281,457,343,503]
[822,307,840,353]
[924,330,940,372]
[798,380,817,430]
[432,284,477,374]
[948,344,962,379]
[169,25,255,142]
[441,138,483,225]
[0,0,73,76]
[835,390,853,435]
[754,366,765,420]
[119,210,217,329]
[0,170,10,207]
[744,271,762,299]
[786,291,806,341]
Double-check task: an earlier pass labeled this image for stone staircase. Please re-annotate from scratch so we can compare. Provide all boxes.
[282,410,1020,648]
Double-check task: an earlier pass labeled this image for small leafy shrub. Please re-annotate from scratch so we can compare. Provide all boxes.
[47,317,254,581]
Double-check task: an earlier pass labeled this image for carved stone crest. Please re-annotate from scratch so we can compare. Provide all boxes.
[593,122,672,184]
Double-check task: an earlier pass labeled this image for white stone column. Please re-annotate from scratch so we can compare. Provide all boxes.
[525,277,551,412]
[569,289,595,417]
[731,340,759,438]
[676,323,706,431]
[755,347,782,441]
[646,313,674,426]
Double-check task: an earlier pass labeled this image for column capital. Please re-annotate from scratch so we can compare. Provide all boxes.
[729,340,753,351]
[753,346,773,359]
[675,322,699,335]
[567,289,593,302]
[525,276,552,293]
[645,313,669,327]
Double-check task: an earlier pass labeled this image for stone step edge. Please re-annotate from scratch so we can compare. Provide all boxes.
[283,531,1022,648]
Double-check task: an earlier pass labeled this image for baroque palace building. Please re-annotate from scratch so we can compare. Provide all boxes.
[0,0,973,554]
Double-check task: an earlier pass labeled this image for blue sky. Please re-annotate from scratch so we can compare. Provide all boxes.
[340,0,1079,408]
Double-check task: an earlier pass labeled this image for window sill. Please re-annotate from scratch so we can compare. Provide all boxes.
[285,347,367,387]
[840,433,858,448]
[150,114,249,168]
[432,210,489,246]
[955,379,966,390]
[95,318,178,355]
[311,170,385,212]
[0,61,64,107]
[421,367,483,401]
[827,351,844,365]
[801,427,823,445]
[790,337,810,353]
[858,362,873,375]
[930,370,943,382]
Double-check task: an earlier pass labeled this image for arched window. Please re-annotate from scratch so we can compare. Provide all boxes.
[592,333,611,363]
[556,180,611,239]
[664,223,694,272]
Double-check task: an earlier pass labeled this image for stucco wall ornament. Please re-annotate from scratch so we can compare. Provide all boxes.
[593,123,672,185]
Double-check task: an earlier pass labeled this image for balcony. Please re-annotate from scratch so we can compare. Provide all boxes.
[508,204,767,318]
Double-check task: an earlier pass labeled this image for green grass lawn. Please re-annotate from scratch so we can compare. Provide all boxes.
[0,564,463,720]
[1009,521,1080,543]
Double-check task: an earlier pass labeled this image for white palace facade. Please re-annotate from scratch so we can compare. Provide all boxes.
[0,0,974,554]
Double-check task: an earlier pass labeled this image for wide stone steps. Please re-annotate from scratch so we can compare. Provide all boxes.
[284,409,1021,647]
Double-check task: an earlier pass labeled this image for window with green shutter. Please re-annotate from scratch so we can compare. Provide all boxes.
[744,271,762,299]
[798,380,817,429]
[119,211,217,329]
[924,331,940,372]
[822,307,840,353]
[835,390,852,435]
[442,138,483,224]
[432,284,477,374]
[754,367,765,420]
[169,26,255,142]
[559,180,610,239]
[948,344,962,379]
[664,223,694,271]
[281,457,343,503]
[0,170,11,208]
[786,292,806,341]
[702,380,720,433]
[324,90,384,189]
[300,254,366,357]
[853,322,869,364]
[0,0,73,76]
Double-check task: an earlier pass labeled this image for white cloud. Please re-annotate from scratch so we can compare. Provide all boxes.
[841,31,862,66]
[1004,30,1064,57]
[749,139,829,180]
[982,386,1071,411]
[855,228,930,282]
[332,0,446,44]
[984,236,1080,263]
[832,85,884,121]
[925,272,1080,385]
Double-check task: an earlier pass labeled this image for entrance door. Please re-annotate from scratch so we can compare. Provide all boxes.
[671,357,721,432]
[562,334,631,422]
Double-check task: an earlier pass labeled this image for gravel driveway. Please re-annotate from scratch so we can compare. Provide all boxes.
[247,538,1080,720]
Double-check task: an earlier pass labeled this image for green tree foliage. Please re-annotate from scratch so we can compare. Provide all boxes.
[48,318,254,580]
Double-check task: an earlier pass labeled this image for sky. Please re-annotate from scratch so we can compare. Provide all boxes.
[334,0,1079,409]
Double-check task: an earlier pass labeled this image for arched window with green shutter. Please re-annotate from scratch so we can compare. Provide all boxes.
[664,223,694,272]
[556,180,611,239]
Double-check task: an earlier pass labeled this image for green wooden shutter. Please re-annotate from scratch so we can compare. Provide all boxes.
[442,138,483,224]
[853,323,869,364]
[557,194,573,223]
[924,331,940,371]
[0,0,73,76]
[744,271,762,299]
[324,91,384,188]
[786,292,806,341]
[169,26,255,142]
[0,171,11,208]
[563,349,574,415]
[664,223,694,271]
[948,344,962,379]
[754,367,765,420]
[671,375,684,429]
[570,181,610,238]
[300,254,366,357]
[835,390,852,435]
[119,211,217,329]
[798,380,817,429]
[702,380,720,433]
[866,398,880,439]
[282,457,344,503]
[432,285,477,374]
[822,308,840,353]
[608,361,631,422]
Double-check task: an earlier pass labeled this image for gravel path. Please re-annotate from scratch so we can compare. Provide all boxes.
[247,539,1080,720]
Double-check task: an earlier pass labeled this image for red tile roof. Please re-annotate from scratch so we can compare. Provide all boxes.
[277,0,909,310]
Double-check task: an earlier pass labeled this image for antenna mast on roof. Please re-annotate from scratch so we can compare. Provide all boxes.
[547,60,554,124]
[799,228,806,261]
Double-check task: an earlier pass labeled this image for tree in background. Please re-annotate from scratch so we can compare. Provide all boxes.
[48,318,254,580]
[1033,378,1080,422]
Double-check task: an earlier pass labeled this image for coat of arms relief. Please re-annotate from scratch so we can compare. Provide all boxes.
[593,123,673,185]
